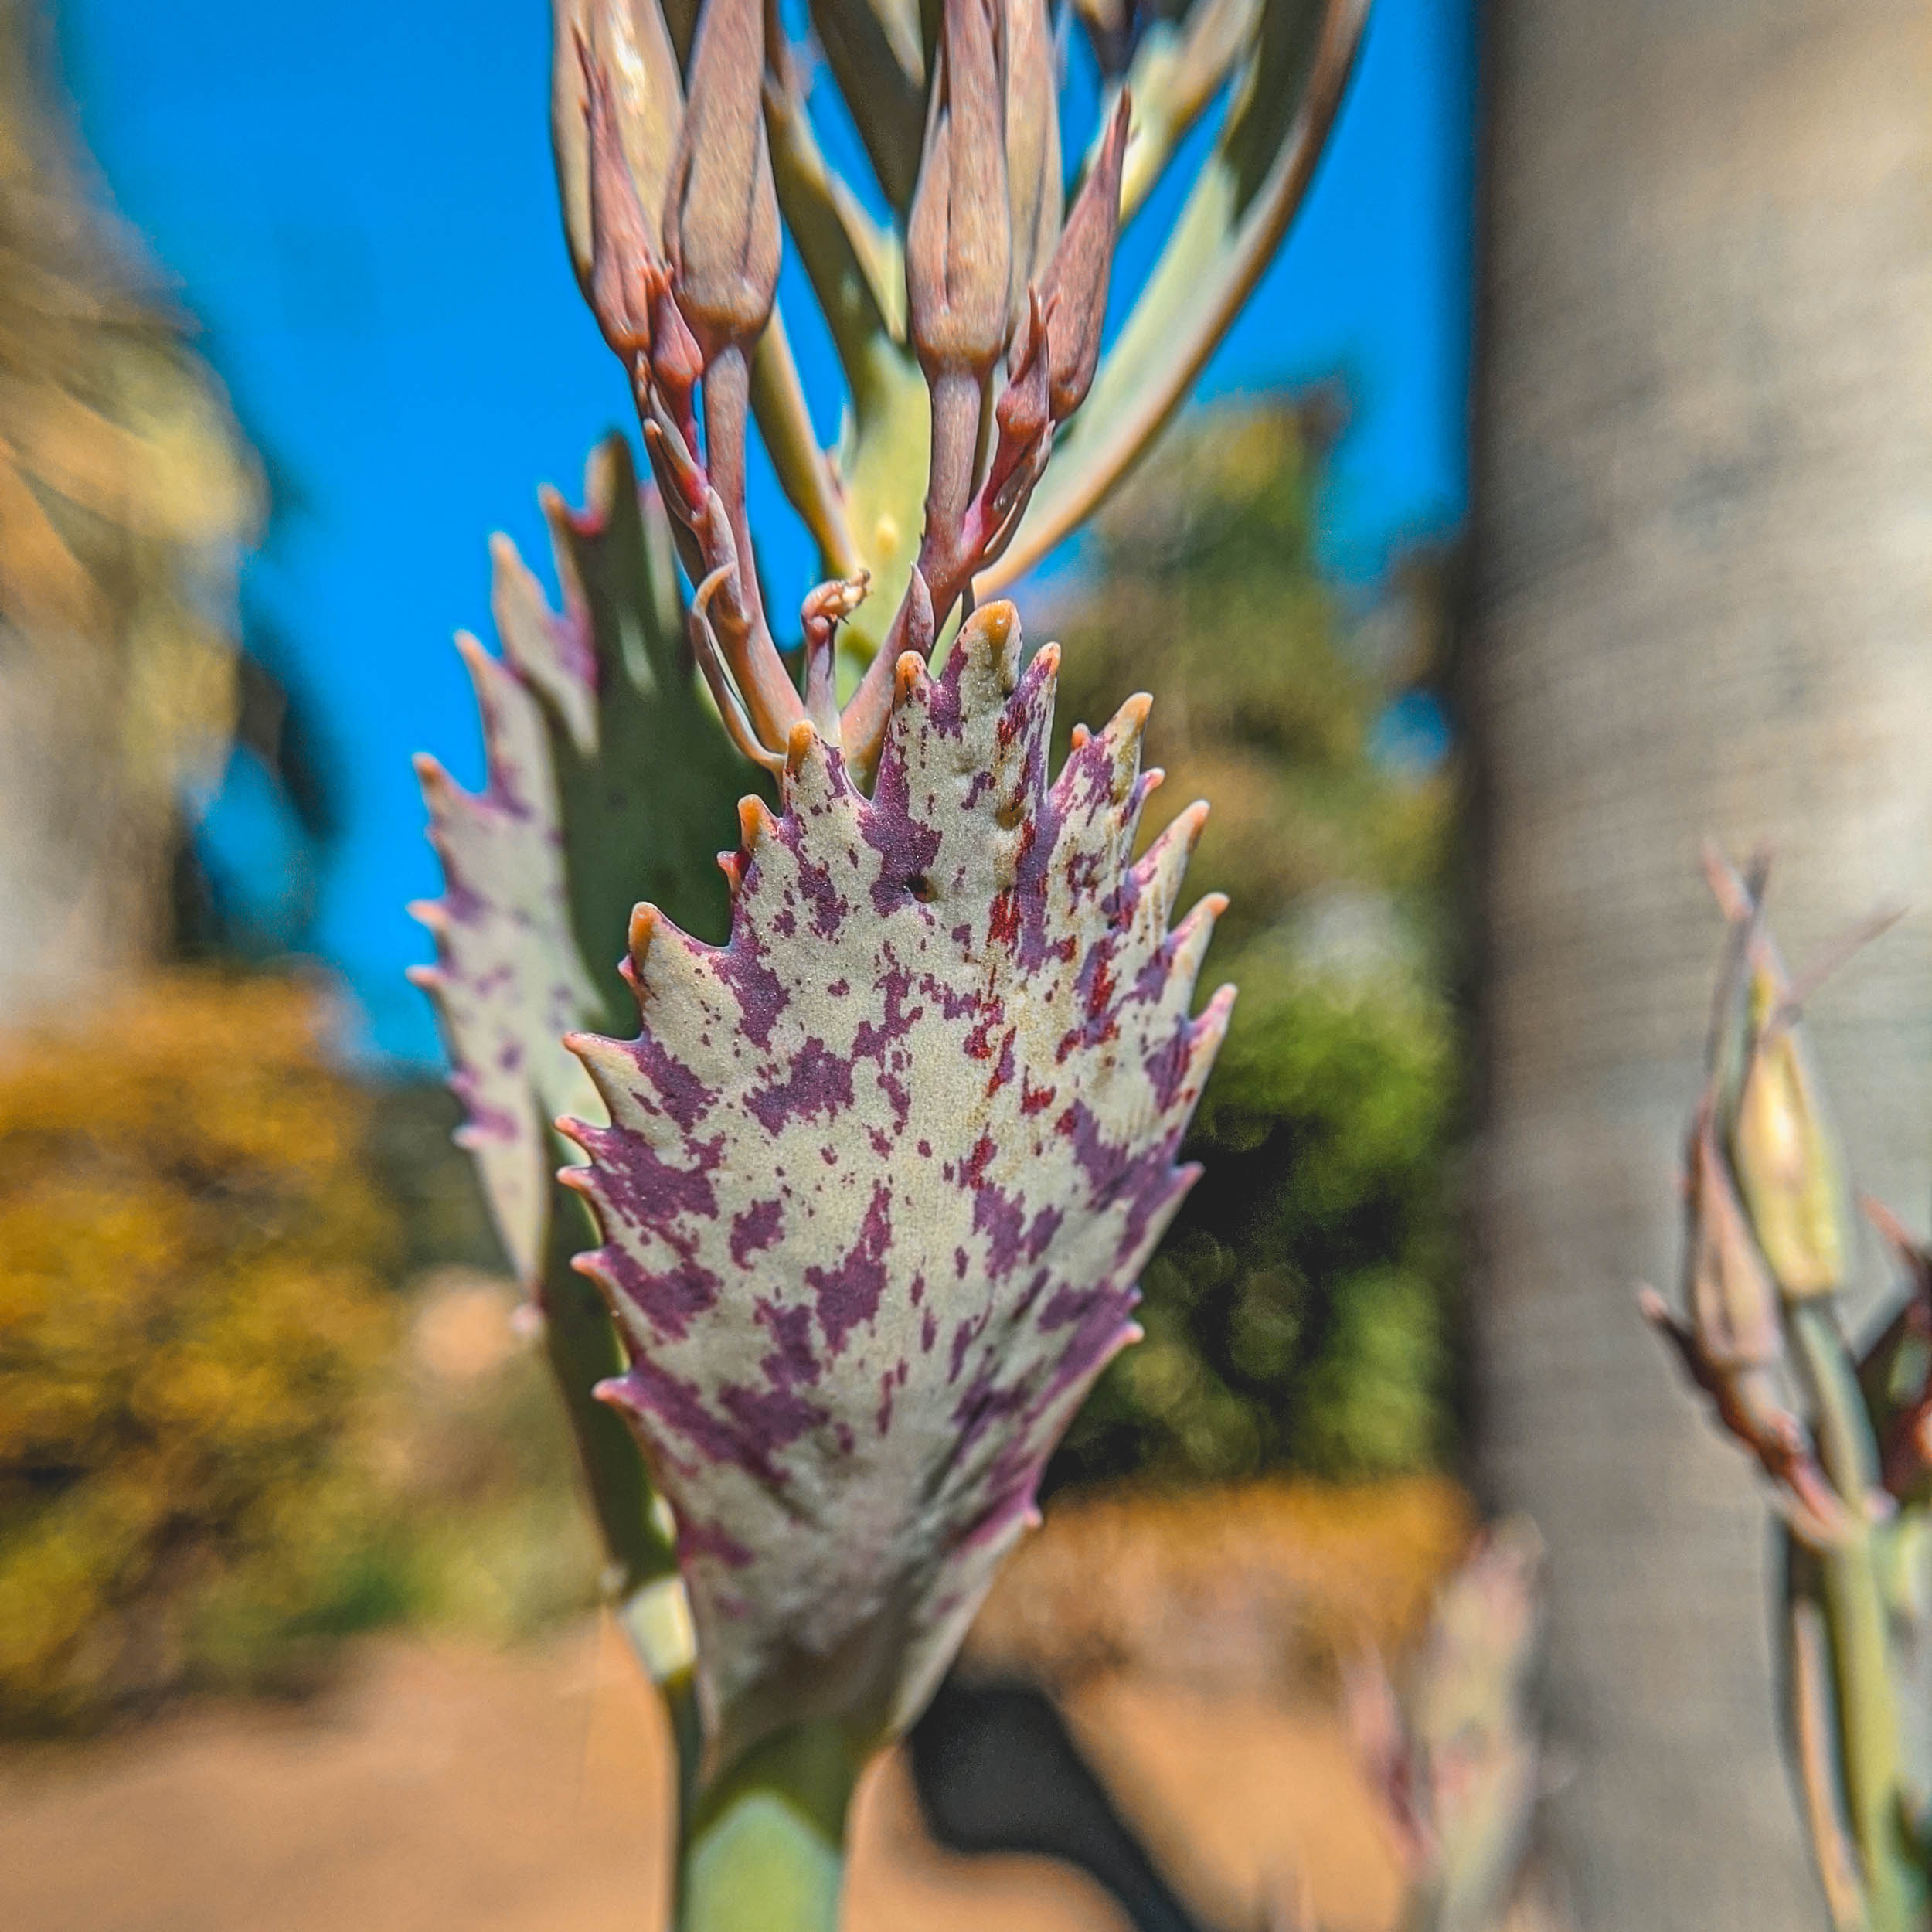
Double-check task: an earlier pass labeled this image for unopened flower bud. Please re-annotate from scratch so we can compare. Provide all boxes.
[1036,91,1128,421]
[580,34,664,358]
[1003,0,1062,336]
[665,0,781,355]
[992,291,1051,468]
[906,0,1012,379]
[1731,957,1847,1299]
[1687,1111,1781,1370]
[555,1,685,304]
[1641,1284,1851,1549]
[648,270,704,437]
[976,291,1052,561]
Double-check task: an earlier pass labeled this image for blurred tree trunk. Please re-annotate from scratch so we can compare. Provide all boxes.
[1469,5,1932,1928]
[0,0,257,1019]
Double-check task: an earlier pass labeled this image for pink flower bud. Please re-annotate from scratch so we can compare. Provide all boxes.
[1003,0,1063,337]
[555,1,685,308]
[580,32,663,359]
[906,0,1013,380]
[665,0,781,356]
[1036,93,1129,422]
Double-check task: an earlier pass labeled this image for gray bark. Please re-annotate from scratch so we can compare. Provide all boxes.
[1470,5,1932,1928]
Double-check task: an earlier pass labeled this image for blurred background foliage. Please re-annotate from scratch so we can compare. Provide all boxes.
[0,0,335,993]
[1043,399,1459,1490]
[0,975,399,1726]
[0,973,605,1733]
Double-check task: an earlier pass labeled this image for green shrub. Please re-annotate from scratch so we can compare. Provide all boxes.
[1045,402,1459,1487]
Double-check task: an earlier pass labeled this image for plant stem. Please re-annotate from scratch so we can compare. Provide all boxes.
[1792,1300,1921,1932]
[1787,1587,1870,1931]
[676,1722,859,1932]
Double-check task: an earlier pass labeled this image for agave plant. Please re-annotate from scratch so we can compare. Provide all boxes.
[1645,849,1932,1932]
[412,0,1369,1923]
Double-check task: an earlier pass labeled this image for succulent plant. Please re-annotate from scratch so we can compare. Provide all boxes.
[413,0,1369,1922]
[1346,1519,1547,1932]
[1645,849,1930,1932]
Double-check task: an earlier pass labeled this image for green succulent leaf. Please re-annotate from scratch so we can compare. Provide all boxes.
[805,0,927,213]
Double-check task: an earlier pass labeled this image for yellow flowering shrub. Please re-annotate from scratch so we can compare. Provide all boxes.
[0,971,400,1728]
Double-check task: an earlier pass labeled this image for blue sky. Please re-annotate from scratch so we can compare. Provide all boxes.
[57,0,1475,1065]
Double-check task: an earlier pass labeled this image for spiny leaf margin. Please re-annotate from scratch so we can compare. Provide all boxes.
[410,615,600,1286]
[561,600,1233,1774]
[411,437,745,1285]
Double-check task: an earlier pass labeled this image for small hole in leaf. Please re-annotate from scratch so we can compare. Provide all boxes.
[908,874,937,903]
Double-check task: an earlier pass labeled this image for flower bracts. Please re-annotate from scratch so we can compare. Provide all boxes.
[561,602,1233,1770]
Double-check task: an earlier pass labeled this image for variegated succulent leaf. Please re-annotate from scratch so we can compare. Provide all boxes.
[413,434,751,1284]
[562,600,1233,1774]
[412,621,602,1285]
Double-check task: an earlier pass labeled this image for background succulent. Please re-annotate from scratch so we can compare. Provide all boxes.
[1646,853,1932,1932]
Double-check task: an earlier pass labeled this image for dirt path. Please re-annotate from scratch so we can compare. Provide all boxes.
[0,1626,1400,1932]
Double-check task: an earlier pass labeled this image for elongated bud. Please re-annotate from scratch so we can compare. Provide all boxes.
[607,0,684,239]
[1730,960,1847,1298]
[1686,1111,1781,1369]
[555,1,685,298]
[973,290,1052,565]
[1036,91,1128,421]
[553,0,598,288]
[1699,849,1851,1299]
[906,0,1012,379]
[581,35,662,356]
[1641,1286,1852,1549]
[1003,0,1062,335]
[665,0,781,355]
[991,293,1050,479]
[648,272,705,437]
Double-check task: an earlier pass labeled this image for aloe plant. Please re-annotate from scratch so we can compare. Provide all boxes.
[1645,849,1930,1932]
[412,0,1369,1923]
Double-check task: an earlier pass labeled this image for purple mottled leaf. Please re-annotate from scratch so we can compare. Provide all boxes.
[562,601,1233,1771]
[410,614,602,1284]
[413,438,747,1287]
